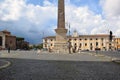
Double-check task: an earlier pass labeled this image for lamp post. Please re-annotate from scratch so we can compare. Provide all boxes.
[68,23,71,54]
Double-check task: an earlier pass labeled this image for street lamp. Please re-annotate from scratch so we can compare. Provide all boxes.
[68,23,72,54]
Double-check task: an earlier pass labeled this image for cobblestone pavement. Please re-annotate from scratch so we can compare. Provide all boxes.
[0,60,6,67]
[0,58,120,80]
[0,51,120,80]
[99,51,120,59]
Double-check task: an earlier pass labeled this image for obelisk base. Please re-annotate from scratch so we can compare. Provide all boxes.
[54,28,68,53]
[54,42,68,53]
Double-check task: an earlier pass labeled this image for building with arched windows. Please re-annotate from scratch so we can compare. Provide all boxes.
[115,38,120,50]
[43,30,117,52]
[0,30,29,50]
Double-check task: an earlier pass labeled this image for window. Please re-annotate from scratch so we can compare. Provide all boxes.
[90,38,92,40]
[96,42,98,46]
[45,39,47,42]
[74,39,77,41]
[96,38,98,40]
[45,44,47,47]
[85,38,87,40]
[79,39,82,41]
[102,43,104,46]
[51,44,53,46]
[51,39,53,41]
[85,43,87,46]
[79,43,82,47]
[90,43,93,50]
[90,43,92,46]
[101,38,104,41]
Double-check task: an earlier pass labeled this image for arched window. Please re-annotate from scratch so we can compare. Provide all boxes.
[90,43,92,46]
[79,43,82,48]
[85,38,87,40]
[96,42,98,46]
[85,43,87,46]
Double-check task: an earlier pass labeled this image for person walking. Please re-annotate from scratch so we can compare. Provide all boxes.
[8,47,10,53]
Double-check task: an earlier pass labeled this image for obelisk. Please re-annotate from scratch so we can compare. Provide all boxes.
[54,0,68,53]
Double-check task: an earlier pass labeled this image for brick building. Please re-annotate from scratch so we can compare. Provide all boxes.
[16,37,29,50]
[0,30,16,50]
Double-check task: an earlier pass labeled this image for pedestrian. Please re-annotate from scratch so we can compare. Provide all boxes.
[8,47,10,53]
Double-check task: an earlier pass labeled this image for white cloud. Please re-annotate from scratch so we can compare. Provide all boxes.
[100,0,120,36]
[0,0,25,21]
[0,0,120,43]
[65,0,120,37]
[65,4,107,35]
[0,0,57,44]
[100,0,120,18]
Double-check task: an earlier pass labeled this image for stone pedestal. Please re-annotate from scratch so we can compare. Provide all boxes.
[54,28,68,53]
[54,43,68,53]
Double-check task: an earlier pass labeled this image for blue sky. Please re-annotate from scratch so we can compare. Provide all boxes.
[26,0,102,14]
[0,0,120,44]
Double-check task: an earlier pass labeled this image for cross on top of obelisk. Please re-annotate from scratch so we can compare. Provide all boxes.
[58,0,65,29]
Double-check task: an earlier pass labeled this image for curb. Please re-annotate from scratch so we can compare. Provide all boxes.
[112,59,120,64]
[88,53,115,61]
[0,60,11,70]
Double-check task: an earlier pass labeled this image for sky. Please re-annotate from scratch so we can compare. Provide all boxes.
[0,0,120,44]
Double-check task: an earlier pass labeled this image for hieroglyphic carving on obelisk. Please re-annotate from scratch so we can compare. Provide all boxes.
[54,0,68,53]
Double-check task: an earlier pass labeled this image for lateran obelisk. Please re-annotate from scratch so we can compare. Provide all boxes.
[54,0,68,53]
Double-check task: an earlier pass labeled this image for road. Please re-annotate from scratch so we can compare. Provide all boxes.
[0,51,120,80]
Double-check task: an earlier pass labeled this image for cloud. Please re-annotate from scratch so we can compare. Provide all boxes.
[65,0,120,37]
[0,0,57,44]
[100,0,120,18]
[100,0,120,36]
[0,0,120,44]
[65,3,107,35]
[0,0,25,21]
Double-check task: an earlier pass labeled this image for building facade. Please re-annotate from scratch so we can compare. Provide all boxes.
[0,30,29,50]
[0,31,6,49]
[43,31,116,52]
[16,37,29,50]
[0,30,16,50]
[115,38,120,50]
